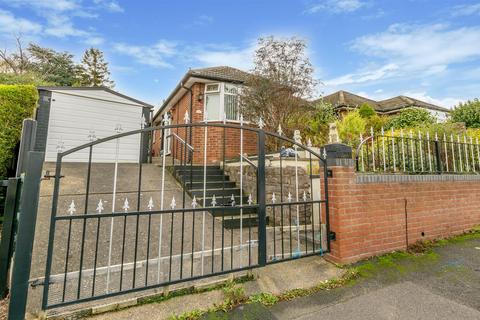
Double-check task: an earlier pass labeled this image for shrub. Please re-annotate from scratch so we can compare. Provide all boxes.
[0,85,38,177]
[358,103,376,118]
[337,111,366,147]
[450,99,480,128]
[387,108,436,129]
[304,100,337,146]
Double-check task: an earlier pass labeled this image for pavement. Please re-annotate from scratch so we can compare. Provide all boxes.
[206,234,480,320]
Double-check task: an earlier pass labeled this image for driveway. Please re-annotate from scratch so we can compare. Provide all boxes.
[205,234,480,320]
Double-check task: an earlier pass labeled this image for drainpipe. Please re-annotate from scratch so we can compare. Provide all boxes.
[181,83,193,162]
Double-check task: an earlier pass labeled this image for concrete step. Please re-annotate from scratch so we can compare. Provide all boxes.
[185,181,236,189]
[179,174,230,182]
[189,188,241,197]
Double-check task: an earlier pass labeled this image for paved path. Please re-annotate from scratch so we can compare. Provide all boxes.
[206,235,480,320]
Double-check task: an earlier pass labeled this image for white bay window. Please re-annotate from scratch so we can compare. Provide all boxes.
[204,82,240,121]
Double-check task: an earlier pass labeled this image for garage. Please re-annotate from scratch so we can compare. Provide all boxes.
[35,87,153,163]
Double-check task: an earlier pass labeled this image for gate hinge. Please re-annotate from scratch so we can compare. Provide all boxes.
[30,278,52,288]
[42,170,65,181]
[329,231,336,241]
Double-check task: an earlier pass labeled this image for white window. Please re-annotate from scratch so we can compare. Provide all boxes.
[204,82,240,121]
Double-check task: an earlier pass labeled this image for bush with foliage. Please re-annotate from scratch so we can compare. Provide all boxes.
[387,108,436,129]
[0,85,38,177]
[337,111,366,147]
[304,100,337,146]
[450,99,480,128]
[358,103,376,118]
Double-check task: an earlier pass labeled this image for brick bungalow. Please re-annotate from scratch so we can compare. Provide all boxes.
[320,90,450,121]
[151,66,258,164]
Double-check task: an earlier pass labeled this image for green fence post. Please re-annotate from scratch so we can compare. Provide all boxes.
[8,151,44,320]
[257,130,267,266]
[0,178,21,298]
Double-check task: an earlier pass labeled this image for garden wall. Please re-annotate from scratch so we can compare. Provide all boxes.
[327,160,480,264]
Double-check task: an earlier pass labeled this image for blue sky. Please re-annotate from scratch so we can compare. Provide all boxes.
[1,0,480,110]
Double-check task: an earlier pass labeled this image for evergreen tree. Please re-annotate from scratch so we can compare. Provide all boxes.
[78,48,114,88]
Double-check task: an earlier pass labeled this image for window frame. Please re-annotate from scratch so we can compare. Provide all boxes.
[203,82,241,122]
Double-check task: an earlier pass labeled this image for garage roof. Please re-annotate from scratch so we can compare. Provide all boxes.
[37,86,155,109]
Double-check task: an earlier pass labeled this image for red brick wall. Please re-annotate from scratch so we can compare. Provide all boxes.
[327,165,480,264]
[151,82,258,164]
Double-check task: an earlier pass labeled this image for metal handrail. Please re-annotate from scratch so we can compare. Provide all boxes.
[167,132,194,152]
[239,153,257,169]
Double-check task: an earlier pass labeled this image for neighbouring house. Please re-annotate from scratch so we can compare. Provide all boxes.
[35,86,153,163]
[151,66,258,164]
[320,90,450,121]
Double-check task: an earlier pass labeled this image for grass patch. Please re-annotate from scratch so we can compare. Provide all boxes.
[138,274,254,306]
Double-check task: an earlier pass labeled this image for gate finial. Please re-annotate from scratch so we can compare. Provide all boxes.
[277,124,283,136]
[141,114,147,129]
[307,139,312,148]
[271,192,276,204]
[184,111,190,124]
[147,197,154,211]
[170,196,176,209]
[211,195,217,207]
[123,198,130,212]
[88,130,97,142]
[302,191,307,201]
[96,199,104,213]
[257,117,265,129]
[192,196,198,208]
[230,194,236,206]
[248,194,253,205]
[287,192,292,202]
[68,200,76,215]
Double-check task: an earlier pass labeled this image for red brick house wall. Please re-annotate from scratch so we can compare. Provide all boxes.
[152,82,257,164]
[326,162,480,264]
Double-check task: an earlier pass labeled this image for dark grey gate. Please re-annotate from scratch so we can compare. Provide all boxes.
[41,118,330,310]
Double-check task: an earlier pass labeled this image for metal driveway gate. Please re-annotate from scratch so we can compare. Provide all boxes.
[41,117,330,310]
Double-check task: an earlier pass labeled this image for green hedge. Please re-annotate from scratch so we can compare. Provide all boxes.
[0,85,38,178]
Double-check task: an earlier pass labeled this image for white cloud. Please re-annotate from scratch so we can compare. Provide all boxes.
[307,0,365,14]
[6,0,79,12]
[93,0,124,13]
[327,23,480,86]
[352,24,480,69]
[113,41,177,68]
[0,9,43,35]
[452,3,480,16]
[325,63,399,86]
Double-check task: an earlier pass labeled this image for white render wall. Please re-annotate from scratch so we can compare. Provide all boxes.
[44,90,144,163]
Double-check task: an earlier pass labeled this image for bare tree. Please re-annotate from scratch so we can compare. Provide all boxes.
[0,37,30,74]
[240,36,319,138]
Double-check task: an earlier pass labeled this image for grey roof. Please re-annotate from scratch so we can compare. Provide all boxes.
[320,90,450,114]
[377,96,449,113]
[189,66,250,83]
[321,90,380,110]
[37,86,155,109]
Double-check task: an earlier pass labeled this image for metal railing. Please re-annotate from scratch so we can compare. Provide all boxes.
[356,128,480,174]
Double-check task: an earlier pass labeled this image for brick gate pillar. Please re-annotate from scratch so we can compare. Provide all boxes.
[321,143,358,264]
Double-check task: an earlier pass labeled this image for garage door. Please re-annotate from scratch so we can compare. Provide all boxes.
[44,91,144,163]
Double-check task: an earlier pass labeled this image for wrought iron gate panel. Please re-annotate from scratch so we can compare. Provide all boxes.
[41,117,329,310]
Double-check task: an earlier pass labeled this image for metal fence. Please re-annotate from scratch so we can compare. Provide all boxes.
[356,128,480,174]
[41,114,330,310]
